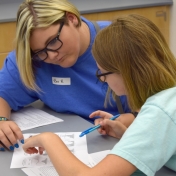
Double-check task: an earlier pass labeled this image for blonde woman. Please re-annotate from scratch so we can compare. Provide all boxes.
[0,0,133,151]
[23,14,176,176]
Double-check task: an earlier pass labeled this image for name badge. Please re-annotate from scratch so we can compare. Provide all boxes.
[52,77,71,85]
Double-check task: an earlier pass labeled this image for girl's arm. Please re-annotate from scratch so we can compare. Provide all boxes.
[23,132,137,176]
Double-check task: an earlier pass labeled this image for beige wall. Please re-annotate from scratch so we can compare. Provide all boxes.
[170,0,176,57]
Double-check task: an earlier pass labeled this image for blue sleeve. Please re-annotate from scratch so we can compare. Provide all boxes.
[0,51,39,110]
[97,21,111,29]
[119,95,131,113]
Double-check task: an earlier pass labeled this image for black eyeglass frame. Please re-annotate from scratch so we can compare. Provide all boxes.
[96,69,113,82]
[31,22,64,62]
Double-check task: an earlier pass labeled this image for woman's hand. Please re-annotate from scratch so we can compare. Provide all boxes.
[0,121,24,151]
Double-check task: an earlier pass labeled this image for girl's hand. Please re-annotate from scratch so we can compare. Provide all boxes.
[23,132,55,155]
[99,119,127,139]
[89,110,113,134]
[116,113,135,128]
[89,111,135,139]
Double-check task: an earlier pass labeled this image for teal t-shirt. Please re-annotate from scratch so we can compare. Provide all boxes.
[110,87,176,176]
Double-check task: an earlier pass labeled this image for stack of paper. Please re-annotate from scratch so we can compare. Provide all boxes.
[9,107,110,176]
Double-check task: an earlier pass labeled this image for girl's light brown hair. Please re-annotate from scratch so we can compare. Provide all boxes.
[15,0,81,91]
[92,14,176,111]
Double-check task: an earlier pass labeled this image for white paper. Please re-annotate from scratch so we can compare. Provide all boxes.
[21,150,110,176]
[10,106,63,131]
[22,162,93,176]
[22,166,59,176]
[11,132,88,168]
[88,150,110,166]
[21,161,93,176]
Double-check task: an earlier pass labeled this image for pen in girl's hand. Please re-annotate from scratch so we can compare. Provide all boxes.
[79,114,120,137]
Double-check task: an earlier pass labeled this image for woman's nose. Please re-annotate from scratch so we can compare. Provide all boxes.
[47,50,59,60]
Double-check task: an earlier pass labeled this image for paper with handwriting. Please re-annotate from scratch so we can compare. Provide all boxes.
[11,106,63,131]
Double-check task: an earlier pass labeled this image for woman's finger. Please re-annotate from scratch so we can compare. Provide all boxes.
[0,142,5,151]
[0,128,15,151]
[10,123,24,143]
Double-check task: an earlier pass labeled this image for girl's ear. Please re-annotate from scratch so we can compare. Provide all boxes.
[66,12,78,26]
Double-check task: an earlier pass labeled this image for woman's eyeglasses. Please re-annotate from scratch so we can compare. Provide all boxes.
[96,69,113,82]
[31,22,64,62]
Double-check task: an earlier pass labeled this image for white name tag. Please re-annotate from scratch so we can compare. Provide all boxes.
[52,77,71,85]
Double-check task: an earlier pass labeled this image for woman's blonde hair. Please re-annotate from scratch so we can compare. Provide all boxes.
[92,14,176,111]
[15,0,81,91]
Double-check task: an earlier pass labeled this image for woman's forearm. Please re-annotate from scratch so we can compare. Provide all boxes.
[0,97,11,119]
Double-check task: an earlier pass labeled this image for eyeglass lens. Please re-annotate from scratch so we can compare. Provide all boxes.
[32,22,64,61]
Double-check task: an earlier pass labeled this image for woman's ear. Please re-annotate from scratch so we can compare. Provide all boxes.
[66,12,78,26]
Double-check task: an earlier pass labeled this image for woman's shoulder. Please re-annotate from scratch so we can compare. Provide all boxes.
[81,16,111,30]
[1,50,17,69]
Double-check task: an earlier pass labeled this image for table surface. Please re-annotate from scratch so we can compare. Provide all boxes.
[0,0,173,22]
[0,101,175,176]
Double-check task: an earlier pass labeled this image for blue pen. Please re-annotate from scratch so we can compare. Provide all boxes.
[79,114,120,137]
